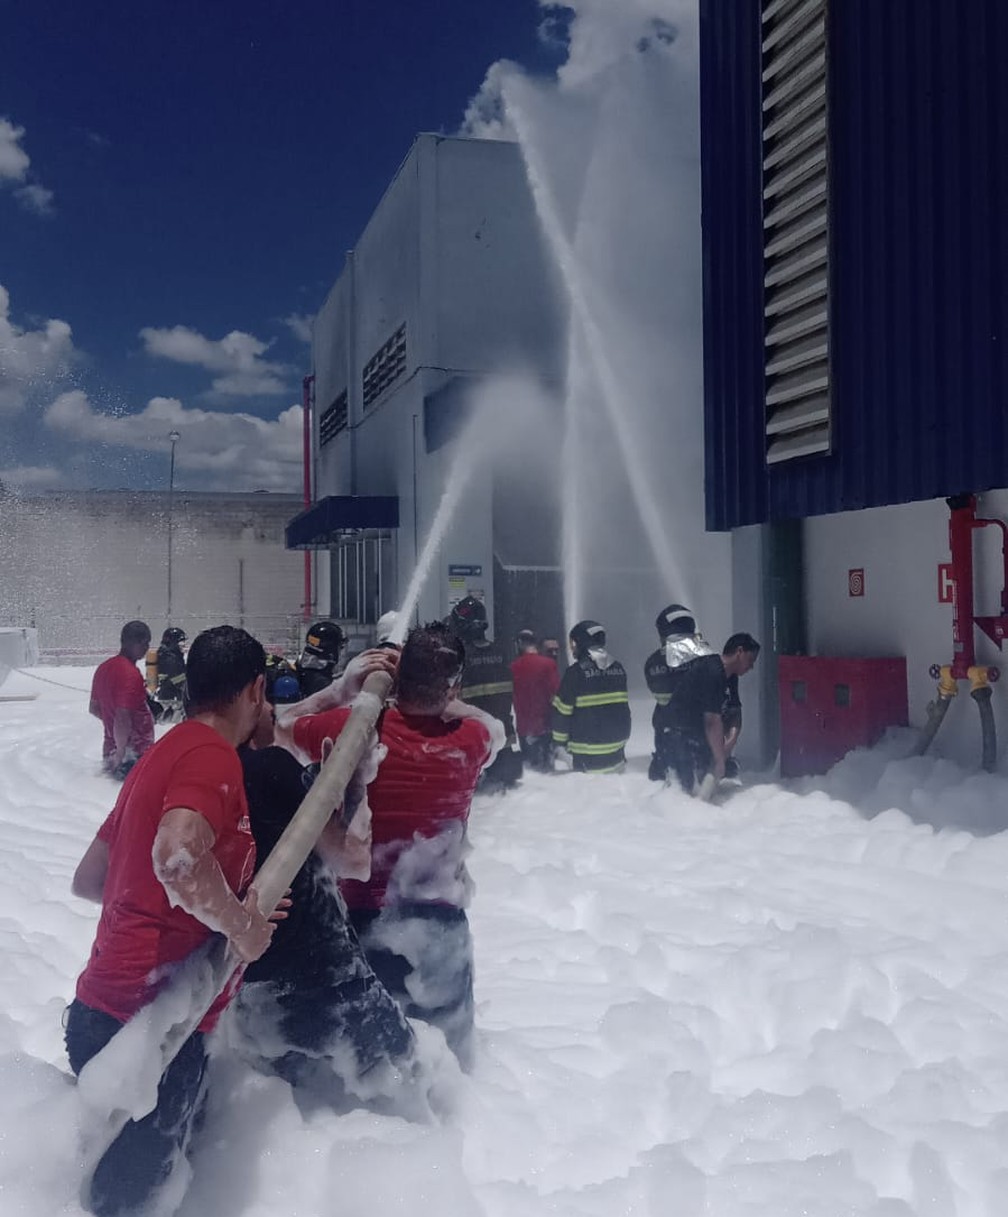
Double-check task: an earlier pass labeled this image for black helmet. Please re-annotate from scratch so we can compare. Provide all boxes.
[569,619,605,655]
[449,595,488,641]
[161,627,186,646]
[303,620,345,661]
[655,604,696,641]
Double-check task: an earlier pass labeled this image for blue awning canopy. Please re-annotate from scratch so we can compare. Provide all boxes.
[285,495,399,549]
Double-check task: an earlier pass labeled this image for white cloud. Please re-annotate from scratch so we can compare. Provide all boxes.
[44,390,303,492]
[139,324,291,397]
[0,283,78,414]
[0,117,55,215]
[283,313,314,344]
[15,183,55,217]
[0,464,63,490]
[0,119,30,182]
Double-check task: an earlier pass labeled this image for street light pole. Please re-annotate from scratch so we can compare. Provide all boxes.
[167,430,180,623]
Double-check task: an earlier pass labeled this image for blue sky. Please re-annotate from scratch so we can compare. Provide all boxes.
[0,0,566,492]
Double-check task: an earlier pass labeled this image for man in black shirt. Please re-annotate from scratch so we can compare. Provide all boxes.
[660,633,759,795]
[234,687,420,1110]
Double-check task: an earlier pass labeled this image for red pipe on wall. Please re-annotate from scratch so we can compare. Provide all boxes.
[948,494,977,679]
[302,374,314,622]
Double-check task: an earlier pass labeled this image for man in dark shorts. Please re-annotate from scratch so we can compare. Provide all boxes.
[68,625,279,1217]
[660,633,760,795]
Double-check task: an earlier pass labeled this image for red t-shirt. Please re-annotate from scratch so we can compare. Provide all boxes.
[510,652,561,738]
[293,706,492,911]
[76,720,256,1032]
[90,654,154,761]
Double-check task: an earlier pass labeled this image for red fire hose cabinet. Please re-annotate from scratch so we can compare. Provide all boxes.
[778,656,909,778]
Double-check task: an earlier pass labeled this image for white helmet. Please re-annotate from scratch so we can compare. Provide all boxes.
[376,611,399,645]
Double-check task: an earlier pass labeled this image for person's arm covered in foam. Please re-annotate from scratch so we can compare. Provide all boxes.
[152,807,276,963]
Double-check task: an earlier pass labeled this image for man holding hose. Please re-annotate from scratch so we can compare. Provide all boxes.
[67,626,393,1217]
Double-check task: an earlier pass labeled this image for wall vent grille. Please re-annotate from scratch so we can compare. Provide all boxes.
[319,390,348,446]
[762,0,831,464]
[362,325,407,409]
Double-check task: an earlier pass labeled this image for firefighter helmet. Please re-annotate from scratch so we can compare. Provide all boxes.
[569,619,606,655]
[655,604,696,641]
[375,611,399,645]
[270,673,302,704]
[302,620,345,661]
[161,627,186,647]
[449,595,488,641]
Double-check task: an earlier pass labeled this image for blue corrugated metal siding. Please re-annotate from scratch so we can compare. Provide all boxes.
[701,0,1008,530]
[700,0,767,531]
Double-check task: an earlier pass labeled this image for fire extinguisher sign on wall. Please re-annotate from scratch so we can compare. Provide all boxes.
[848,568,865,598]
[938,563,954,603]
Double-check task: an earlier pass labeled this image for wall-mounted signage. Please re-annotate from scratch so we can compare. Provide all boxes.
[937,563,954,604]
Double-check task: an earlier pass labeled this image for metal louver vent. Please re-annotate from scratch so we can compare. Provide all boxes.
[762,0,830,464]
[319,390,348,446]
[362,325,407,409]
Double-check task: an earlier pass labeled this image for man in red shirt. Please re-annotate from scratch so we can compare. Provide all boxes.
[280,622,504,1068]
[511,628,561,772]
[89,620,155,779]
[68,625,279,1217]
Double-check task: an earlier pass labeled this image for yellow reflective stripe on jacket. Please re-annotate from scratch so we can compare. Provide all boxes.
[552,729,570,744]
[573,691,629,709]
[552,696,573,716]
[652,693,671,705]
[462,680,512,699]
[590,760,626,773]
[567,740,626,755]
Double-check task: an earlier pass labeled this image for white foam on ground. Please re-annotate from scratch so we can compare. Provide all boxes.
[1,667,1008,1215]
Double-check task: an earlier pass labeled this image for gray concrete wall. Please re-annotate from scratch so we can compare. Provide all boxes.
[0,490,305,655]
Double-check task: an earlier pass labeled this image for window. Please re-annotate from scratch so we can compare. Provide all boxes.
[319,389,348,447]
[761,0,831,464]
[362,325,407,409]
[331,533,395,625]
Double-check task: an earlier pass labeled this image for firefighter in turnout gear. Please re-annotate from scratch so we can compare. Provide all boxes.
[552,620,631,773]
[295,620,345,697]
[660,633,760,795]
[449,595,522,793]
[154,627,187,722]
[645,604,707,781]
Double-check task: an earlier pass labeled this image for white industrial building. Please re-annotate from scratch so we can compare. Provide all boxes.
[290,133,569,650]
